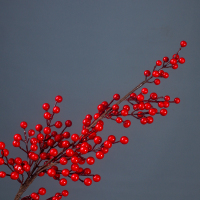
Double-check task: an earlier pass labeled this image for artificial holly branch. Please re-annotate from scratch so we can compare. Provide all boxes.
[0,41,187,200]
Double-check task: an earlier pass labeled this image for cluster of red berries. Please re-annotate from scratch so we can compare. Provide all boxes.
[0,41,186,200]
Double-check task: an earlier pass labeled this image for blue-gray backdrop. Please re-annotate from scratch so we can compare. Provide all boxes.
[0,1,199,200]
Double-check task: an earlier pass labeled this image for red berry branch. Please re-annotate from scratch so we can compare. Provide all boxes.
[0,41,187,200]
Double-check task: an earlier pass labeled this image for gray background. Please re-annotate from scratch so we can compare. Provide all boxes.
[0,1,199,200]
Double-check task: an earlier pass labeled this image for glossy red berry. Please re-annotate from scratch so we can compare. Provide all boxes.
[63,132,70,138]
[93,174,101,182]
[20,121,27,129]
[43,127,51,134]
[35,124,43,132]
[120,136,129,144]
[104,140,112,148]
[164,95,170,101]
[96,151,104,159]
[62,169,70,176]
[180,41,187,47]
[1,149,9,157]
[123,120,131,128]
[154,79,160,85]
[156,60,162,66]
[140,117,147,125]
[113,94,120,100]
[163,101,170,108]
[47,169,56,177]
[82,119,91,127]
[62,140,70,148]
[144,70,151,77]
[28,129,35,136]
[71,173,79,181]
[62,190,69,197]
[172,64,178,69]
[162,72,169,79]
[170,59,177,65]
[42,103,50,111]
[97,104,105,112]
[158,102,164,108]
[10,171,19,180]
[150,92,157,100]
[60,178,67,186]
[30,144,38,151]
[53,106,60,113]
[163,57,169,62]
[80,146,88,154]
[0,171,6,178]
[108,135,116,143]
[160,109,168,116]
[149,108,156,116]
[8,158,14,165]
[66,149,74,157]
[60,157,68,165]
[84,178,92,186]
[116,117,123,123]
[147,116,154,124]
[178,57,185,64]
[94,136,102,144]
[50,149,58,157]
[95,124,103,132]
[86,157,95,165]
[13,141,20,147]
[137,94,144,102]
[173,54,179,60]
[55,95,63,103]
[144,102,151,110]
[13,134,22,141]
[65,120,72,127]
[112,104,119,111]
[23,164,30,172]
[174,97,180,104]
[38,187,46,195]
[44,112,51,120]
[0,158,4,165]
[94,113,100,120]
[31,193,39,200]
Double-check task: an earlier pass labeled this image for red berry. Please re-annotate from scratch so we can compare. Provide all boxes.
[154,79,160,85]
[0,158,4,165]
[93,174,101,182]
[28,129,35,136]
[43,127,51,134]
[13,141,20,147]
[180,40,187,47]
[85,114,92,120]
[82,119,91,127]
[141,88,148,94]
[37,133,44,141]
[140,117,147,125]
[31,192,39,200]
[62,140,70,148]
[23,164,30,172]
[96,151,104,159]
[20,121,27,129]
[53,106,60,113]
[121,109,128,116]
[123,105,130,111]
[40,152,47,160]
[150,92,157,100]
[144,70,151,77]
[120,136,129,144]
[50,149,58,157]
[159,69,164,76]
[156,60,162,66]
[163,101,170,108]
[147,116,154,124]
[81,129,89,135]
[44,112,51,120]
[71,156,79,164]
[47,139,54,146]
[123,120,131,128]
[84,178,92,186]
[174,97,180,104]
[62,169,70,176]
[35,124,43,132]
[13,134,22,141]
[172,64,178,69]
[47,168,56,177]
[104,140,112,148]
[66,149,74,157]
[62,190,69,197]
[130,93,137,98]
[163,57,169,62]
[87,157,95,165]
[60,157,68,165]
[94,136,102,144]
[65,120,72,127]
[164,95,170,101]
[158,102,164,108]
[94,113,100,120]
[138,102,145,110]
[170,59,177,65]
[173,54,179,60]
[1,149,9,157]
[80,146,88,154]
[160,109,168,116]
[54,121,62,129]
[137,94,144,102]
[71,134,79,142]
[30,144,38,151]
[10,171,19,180]
[71,163,79,171]
[108,135,116,143]
[71,173,79,181]
[113,94,120,100]
[178,57,185,64]
[55,95,63,103]
[149,108,156,116]
[97,104,105,111]
[42,103,50,111]
[60,178,67,186]
[38,187,46,195]
[116,117,123,123]
[63,132,70,138]
[95,124,103,132]
[163,72,169,79]
[8,158,14,165]
[112,104,119,111]
[38,172,45,177]
[0,171,6,178]
[144,102,151,110]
